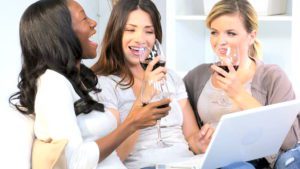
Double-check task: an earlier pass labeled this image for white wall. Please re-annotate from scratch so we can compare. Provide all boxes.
[0,1,34,113]
[0,1,36,168]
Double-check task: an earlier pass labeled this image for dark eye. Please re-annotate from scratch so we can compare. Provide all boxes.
[210,31,217,36]
[146,30,154,34]
[228,32,237,36]
[125,29,134,32]
[81,17,87,22]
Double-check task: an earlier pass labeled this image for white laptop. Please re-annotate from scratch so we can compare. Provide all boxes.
[159,99,300,169]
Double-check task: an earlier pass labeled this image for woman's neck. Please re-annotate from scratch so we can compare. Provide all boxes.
[128,64,145,82]
[127,63,145,97]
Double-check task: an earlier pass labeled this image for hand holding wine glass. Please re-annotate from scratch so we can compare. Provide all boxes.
[215,47,239,76]
[139,39,167,71]
[212,46,240,106]
[139,39,171,148]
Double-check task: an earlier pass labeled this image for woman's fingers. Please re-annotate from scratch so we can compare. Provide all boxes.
[198,124,214,141]
[146,56,160,72]
[140,98,170,123]
[144,57,167,83]
[200,123,213,136]
[211,64,227,77]
[150,98,171,111]
[204,127,214,140]
[226,61,236,73]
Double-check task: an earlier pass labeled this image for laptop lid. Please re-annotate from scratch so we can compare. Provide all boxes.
[201,99,300,169]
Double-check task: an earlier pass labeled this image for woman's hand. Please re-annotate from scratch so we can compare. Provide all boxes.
[188,123,214,154]
[211,62,262,109]
[141,56,168,102]
[126,98,171,130]
[211,61,244,100]
[144,56,167,83]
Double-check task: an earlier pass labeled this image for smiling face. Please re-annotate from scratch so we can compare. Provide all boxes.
[209,13,256,60]
[68,0,98,59]
[122,9,156,67]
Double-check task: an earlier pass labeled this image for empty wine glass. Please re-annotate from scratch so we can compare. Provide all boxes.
[213,46,239,106]
[139,39,171,148]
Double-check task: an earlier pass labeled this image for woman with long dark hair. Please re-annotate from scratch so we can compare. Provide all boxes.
[92,0,216,168]
[10,0,169,168]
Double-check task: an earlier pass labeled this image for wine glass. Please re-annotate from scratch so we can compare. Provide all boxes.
[139,39,171,148]
[214,46,239,106]
[139,39,166,70]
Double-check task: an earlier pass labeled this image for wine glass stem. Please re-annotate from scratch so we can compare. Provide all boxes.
[157,120,163,142]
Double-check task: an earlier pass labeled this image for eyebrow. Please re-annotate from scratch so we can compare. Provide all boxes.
[79,9,84,14]
[210,28,236,32]
[226,29,236,32]
[126,24,154,28]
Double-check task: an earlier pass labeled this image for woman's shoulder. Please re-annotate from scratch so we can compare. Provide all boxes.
[36,69,78,99]
[97,74,120,85]
[254,61,293,93]
[183,63,212,85]
[38,69,73,88]
[40,69,67,80]
[255,61,287,81]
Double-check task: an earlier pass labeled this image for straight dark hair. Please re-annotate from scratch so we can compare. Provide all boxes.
[92,0,162,88]
[9,0,103,115]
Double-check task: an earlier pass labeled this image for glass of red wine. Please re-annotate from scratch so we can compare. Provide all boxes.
[139,39,171,148]
[214,46,239,106]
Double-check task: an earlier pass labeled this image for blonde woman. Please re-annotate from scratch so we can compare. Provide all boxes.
[184,0,299,168]
[92,0,258,168]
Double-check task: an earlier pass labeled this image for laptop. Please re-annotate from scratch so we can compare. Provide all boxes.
[158,99,300,169]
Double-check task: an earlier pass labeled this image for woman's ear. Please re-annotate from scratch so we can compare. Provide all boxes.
[248,30,257,45]
[112,0,119,6]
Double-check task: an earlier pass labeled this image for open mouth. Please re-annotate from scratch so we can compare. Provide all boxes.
[129,46,147,56]
[218,47,230,56]
[88,32,98,48]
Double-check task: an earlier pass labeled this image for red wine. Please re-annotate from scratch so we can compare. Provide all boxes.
[140,60,166,70]
[157,104,169,109]
[218,65,239,77]
[142,103,169,108]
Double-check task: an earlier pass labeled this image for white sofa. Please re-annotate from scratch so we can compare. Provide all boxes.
[0,108,34,169]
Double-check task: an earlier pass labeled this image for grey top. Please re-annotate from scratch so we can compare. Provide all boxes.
[183,59,299,151]
[196,76,251,127]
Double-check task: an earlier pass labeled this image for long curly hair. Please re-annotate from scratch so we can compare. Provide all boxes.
[9,0,103,115]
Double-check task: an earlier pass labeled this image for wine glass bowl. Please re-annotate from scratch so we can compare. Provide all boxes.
[139,39,166,71]
[215,47,239,77]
